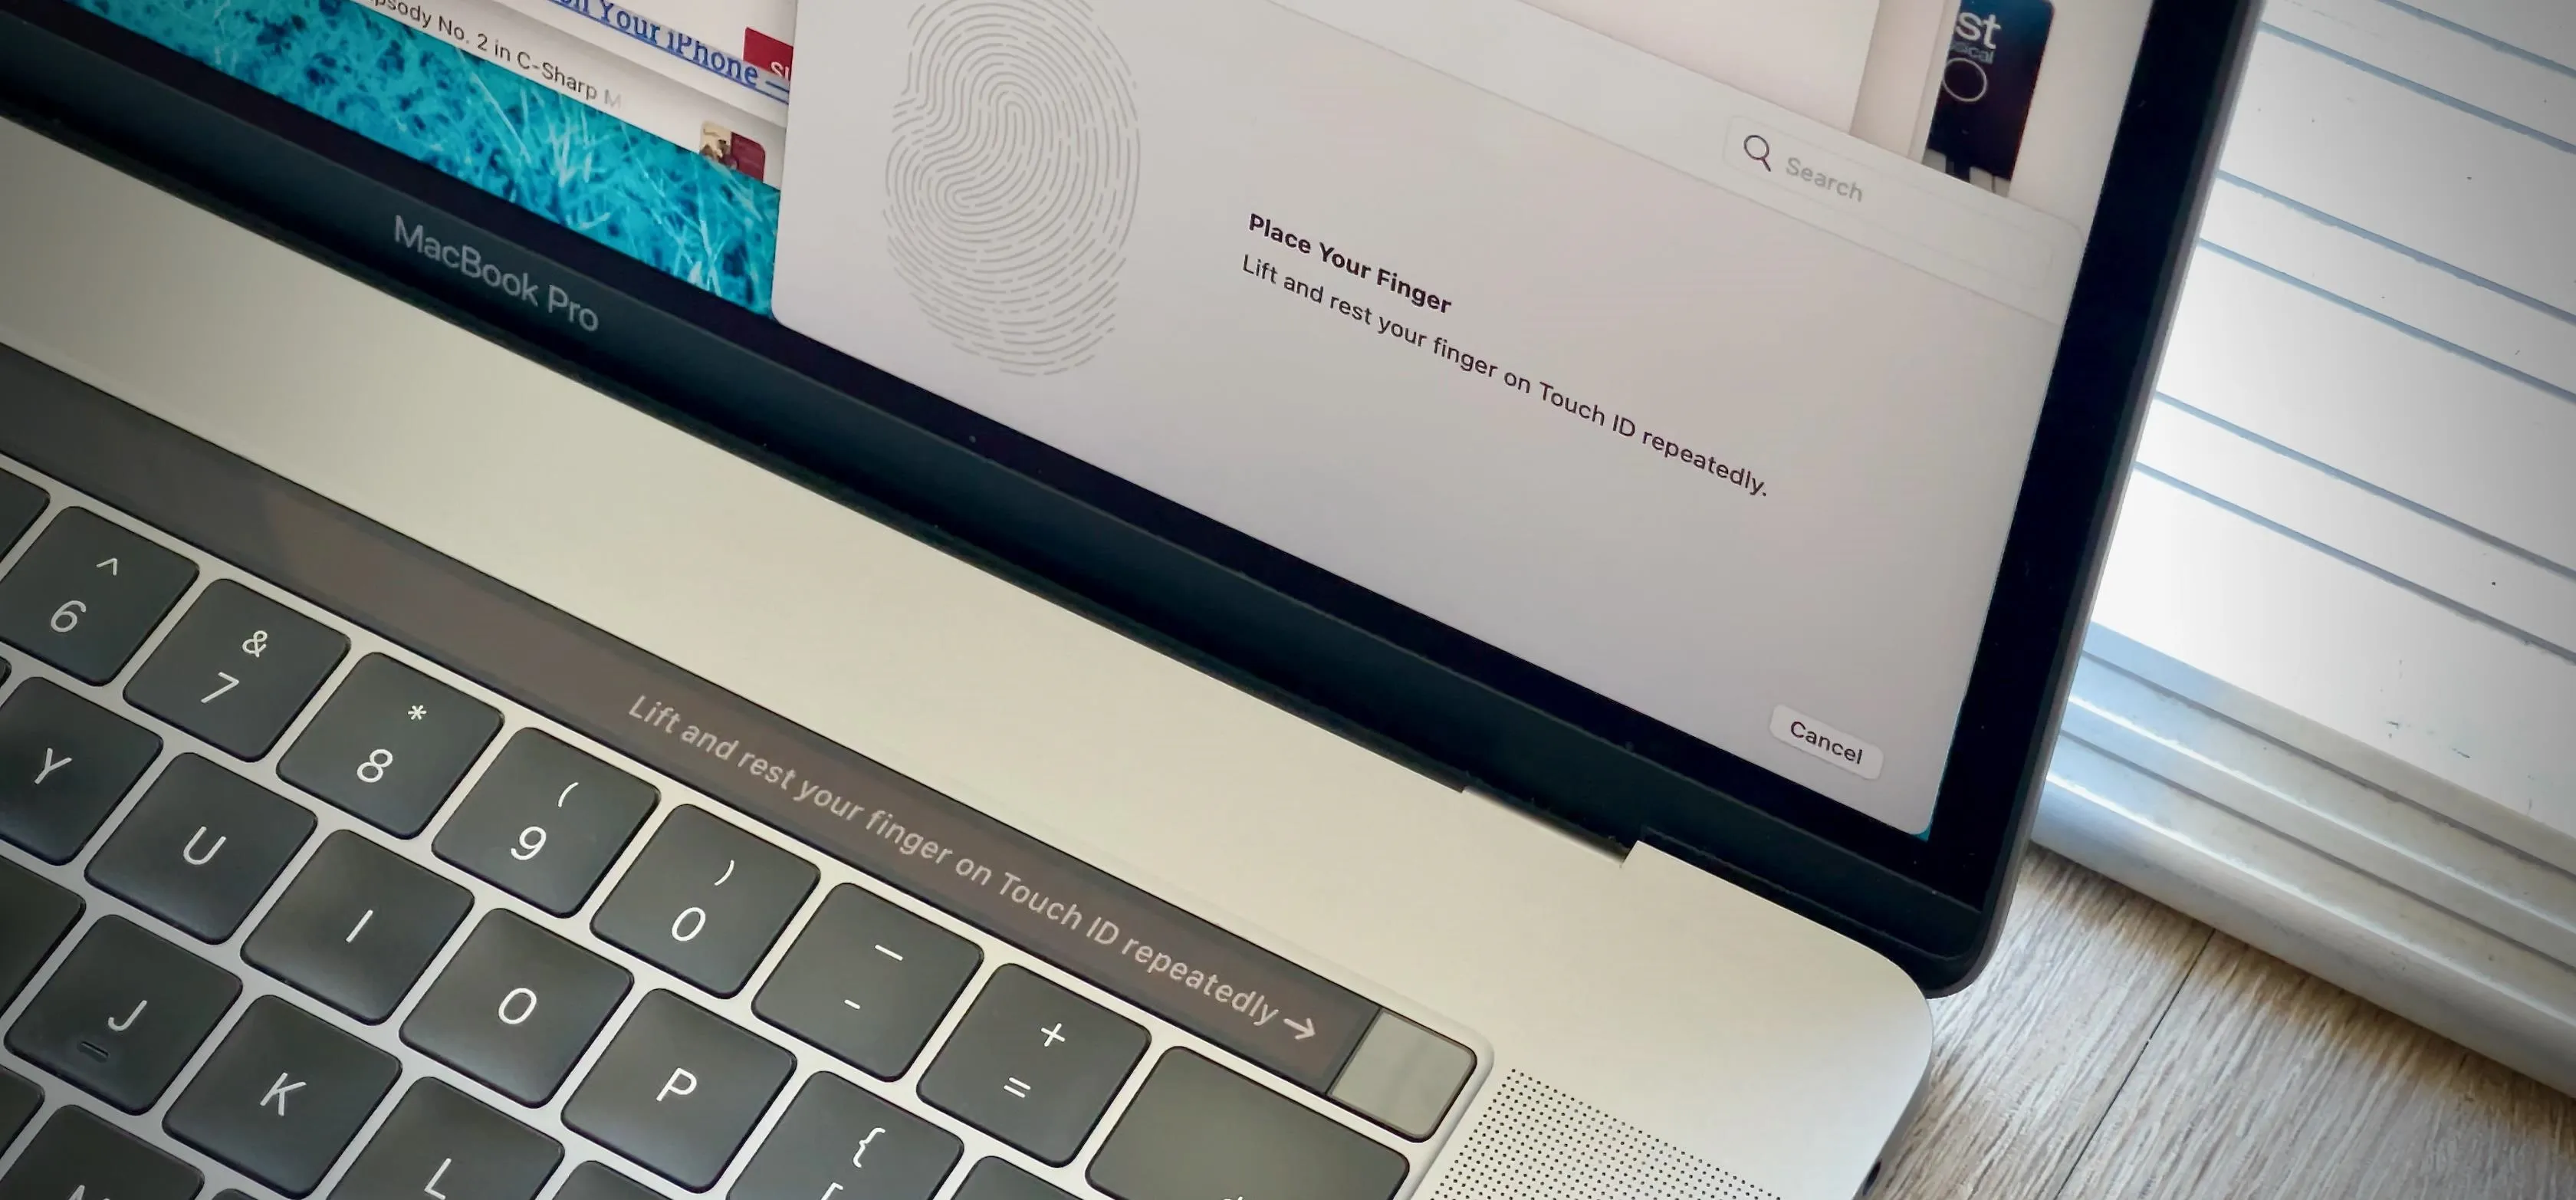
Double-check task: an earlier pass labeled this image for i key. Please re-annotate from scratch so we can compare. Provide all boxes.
[6,916,242,1113]
[0,509,196,685]
[591,806,816,997]
[245,830,472,1023]
[165,997,401,1197]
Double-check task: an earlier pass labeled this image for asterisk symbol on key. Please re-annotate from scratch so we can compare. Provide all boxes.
[408,705,428,721]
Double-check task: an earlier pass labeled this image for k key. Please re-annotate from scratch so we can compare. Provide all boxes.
[165,997,400,1197]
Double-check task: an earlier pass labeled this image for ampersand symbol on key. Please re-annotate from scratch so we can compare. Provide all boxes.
[242,630,269,657]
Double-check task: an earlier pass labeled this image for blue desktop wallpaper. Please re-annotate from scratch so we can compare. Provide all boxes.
[71,0,780,311]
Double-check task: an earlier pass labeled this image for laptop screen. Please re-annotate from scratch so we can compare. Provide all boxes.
[62,0,2159,838]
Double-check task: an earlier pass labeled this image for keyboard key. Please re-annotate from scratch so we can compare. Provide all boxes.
[917,966,1148,1167]
[0,471,44,556]
[164,996,401,1197]
[753,884,981,1080]
[125,580,347,760]
[731,1073,961,1200]
[563,991,794,1190]
[591,807,815,998]
[0,1107,202,1200]
[0,679,163,863]
[402,911,630,1105]
[280,655,501,837]
[1088,1050,1406,1200]
[0,1066,38,1149]
[330,1080,561,1200]
[434,730,656,917]
[7,916,241,1112]
[0,509,197,685]
[245,831,471,1023]
[951,1159,1074,1200]
[0,855,82,1007]
[87,755,315,942]
[554,1162,661,1200]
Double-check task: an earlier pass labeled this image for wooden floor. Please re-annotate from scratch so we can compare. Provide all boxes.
[1876,850,2576,1200]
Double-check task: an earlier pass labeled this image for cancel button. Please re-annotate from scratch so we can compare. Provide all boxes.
[1770,706,1884,781]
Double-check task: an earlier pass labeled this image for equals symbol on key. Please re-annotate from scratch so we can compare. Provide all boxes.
[1004,1077,1031,1099]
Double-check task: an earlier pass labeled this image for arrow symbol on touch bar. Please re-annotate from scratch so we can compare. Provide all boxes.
[1284,1017,1315,1041]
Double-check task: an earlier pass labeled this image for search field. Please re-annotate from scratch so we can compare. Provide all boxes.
[1727,120,2054,297]
[1262,0,2085,321]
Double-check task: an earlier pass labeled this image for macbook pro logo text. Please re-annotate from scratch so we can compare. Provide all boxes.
[394,215,601,333]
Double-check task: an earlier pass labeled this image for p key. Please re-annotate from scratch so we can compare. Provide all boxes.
[562,991,794,1190]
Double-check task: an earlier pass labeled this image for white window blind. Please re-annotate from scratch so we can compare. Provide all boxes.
[2040,0,2576,1092]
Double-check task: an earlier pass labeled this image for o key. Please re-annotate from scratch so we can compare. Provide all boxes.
[400,912,629,1104]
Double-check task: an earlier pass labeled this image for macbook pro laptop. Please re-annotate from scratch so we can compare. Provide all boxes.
[0,0,2256,1197]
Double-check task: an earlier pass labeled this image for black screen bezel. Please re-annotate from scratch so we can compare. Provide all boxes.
[0,0,2258,990]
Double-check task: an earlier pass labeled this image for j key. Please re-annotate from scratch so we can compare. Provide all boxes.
[434,730,656,917]
[165,996,401,1197]
[0,679,163,863]
[87,755,315,942]
[330,1080,562,1200]
[0,471,43,556]
[0,1066,38,1149]
[0,855,81,1008]
[562,991,794,1190]
[245,830,472,1023]
[0,1107,202,1200]
[952,1159,1075,1200]
[1087,1050,1408,1200]
[6,916,242,1113]
[280,654,501,837]
[731,1073,962,1200]
[917,965,1148,1166]
[126,580,348,760]
[0,509,196,685]
[753,884,981,1080]
[402,911,631,1105]
[591,807,815,998]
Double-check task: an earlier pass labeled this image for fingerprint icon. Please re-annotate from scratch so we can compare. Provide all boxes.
[887,0,1141,375]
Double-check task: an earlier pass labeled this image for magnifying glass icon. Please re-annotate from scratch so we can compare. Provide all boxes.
[1743,133,1773,171]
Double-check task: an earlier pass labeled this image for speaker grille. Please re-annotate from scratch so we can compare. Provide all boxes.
[1428,1070,1779,1200]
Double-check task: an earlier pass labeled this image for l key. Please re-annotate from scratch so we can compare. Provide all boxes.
[166,997,401,1197]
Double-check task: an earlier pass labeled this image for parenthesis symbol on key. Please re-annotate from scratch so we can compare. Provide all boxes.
[557,781,579,808]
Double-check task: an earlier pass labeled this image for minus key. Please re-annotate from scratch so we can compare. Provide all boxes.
[754,885,981,1079]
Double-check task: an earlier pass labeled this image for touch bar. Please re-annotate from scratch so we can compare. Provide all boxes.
[0,347,1380,1094]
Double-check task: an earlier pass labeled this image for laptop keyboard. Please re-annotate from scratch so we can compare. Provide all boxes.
[0,451,1451,1200]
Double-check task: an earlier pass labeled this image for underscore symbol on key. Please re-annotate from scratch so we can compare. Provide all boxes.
[873,945,903,962]
[842,1000,864,1012]
[1004,1077,1031,1099]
